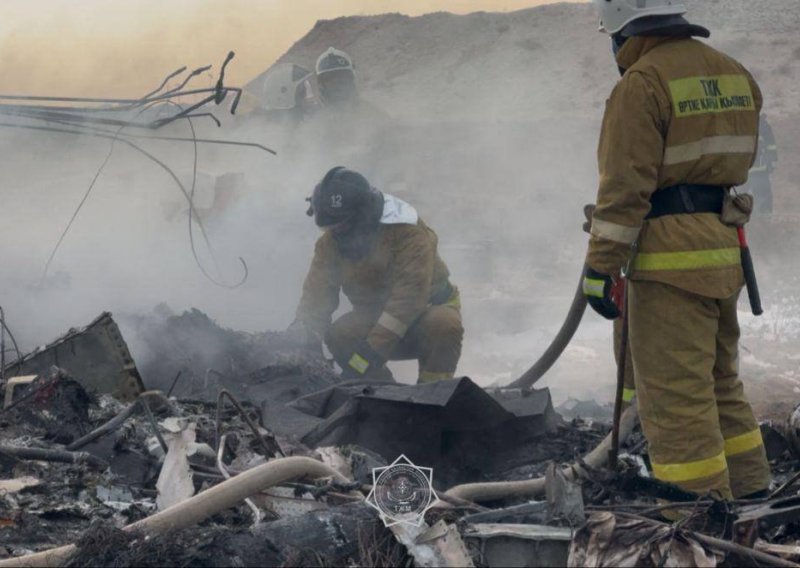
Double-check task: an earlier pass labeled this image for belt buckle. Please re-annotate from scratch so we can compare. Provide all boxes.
[622,240,639,279]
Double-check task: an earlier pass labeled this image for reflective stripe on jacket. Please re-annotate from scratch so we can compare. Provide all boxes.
[587,36,763,298]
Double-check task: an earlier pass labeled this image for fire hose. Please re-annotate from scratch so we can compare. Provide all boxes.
[507,264,589,390]
[445,406,639,503]
[510,195,763,392]
[0,457,349,568]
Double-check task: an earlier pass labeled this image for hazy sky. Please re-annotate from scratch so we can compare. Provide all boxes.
[0,0,577,97]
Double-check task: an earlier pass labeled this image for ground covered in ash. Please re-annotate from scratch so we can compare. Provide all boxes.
[4,310,800,567]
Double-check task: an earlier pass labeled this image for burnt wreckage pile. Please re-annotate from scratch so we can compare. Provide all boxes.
[2,311,800,567]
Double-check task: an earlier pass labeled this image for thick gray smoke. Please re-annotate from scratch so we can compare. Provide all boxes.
[2,1,798,405]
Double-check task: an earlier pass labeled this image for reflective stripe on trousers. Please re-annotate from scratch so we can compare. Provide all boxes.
[622,388,636,403]
[652,451,728,483]
[725,429,764,457]
[651,428,763,484]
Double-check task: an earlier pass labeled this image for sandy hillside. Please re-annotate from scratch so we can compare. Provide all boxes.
[271,0,800,122]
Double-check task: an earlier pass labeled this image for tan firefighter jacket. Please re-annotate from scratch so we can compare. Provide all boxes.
[295,198,454,358]
[587,36,763,299]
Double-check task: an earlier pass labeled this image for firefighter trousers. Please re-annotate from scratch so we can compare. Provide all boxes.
[629,280,770,499]
[325,305,463,384]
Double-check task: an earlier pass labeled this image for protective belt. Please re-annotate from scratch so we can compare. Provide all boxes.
[646,184,726,220]
[430,281,456,306]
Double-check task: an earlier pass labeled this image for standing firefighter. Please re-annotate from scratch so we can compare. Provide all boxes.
[584,0,770,499]
[290,167,463,383]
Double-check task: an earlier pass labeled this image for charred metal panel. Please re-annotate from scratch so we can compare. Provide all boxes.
[5,313,144,401]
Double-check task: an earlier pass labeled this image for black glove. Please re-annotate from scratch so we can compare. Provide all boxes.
[583,268,622,320]
[346,340,386,377]
[583,203,596,234]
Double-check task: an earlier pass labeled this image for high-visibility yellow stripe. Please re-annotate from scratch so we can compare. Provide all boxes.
[591,218,641,244]
[419,370,454,384]
[669,74,755,118]
[652,451,727,483]
[633,248,740,272]
[663,135,756,165]
[348,353,369,374]
[377,312,408,337]
[622,388,636,403]
[725,428,764,457]
[445,289,462,309]
[583,278,606,298]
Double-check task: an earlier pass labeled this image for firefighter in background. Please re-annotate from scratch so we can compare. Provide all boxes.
[743,115,778,214]
[309,48,402,197]
[289,167,463,384]
[583,0,770,500]
[312,48,390,132]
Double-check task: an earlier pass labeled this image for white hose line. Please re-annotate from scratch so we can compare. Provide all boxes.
[445,406,639,503]
[0,456,349,568]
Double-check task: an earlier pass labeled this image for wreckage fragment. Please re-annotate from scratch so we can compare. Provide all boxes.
[264,377,561,486]
[568,512,718,568]
[156,421,197,511]
[1,368,94,445]
[5,313,144,401]
[464,523,572,568]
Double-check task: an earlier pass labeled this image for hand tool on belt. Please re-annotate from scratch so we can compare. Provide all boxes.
[609,241,635,470]
[609,277,628,470]
[646,184,763,316]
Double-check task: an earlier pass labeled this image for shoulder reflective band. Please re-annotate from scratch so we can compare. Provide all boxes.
[591,218,641,244]
[377,312,408,338]
[652,450,727,483]
[724,428,764,457]
[583,277,606,298]
[664,135,756,166]
[419,370,454,384]
[633,248,740,272]
[348,353,370,374]
[622,388,636,403]
[669,74,755,118]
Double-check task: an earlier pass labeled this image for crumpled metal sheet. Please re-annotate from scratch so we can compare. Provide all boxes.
[156,423,196,511]
[463,523,572,567]
[568,512,718,568]
[261,378,560,485]
[391,520,474,568]
[545,462,585,526]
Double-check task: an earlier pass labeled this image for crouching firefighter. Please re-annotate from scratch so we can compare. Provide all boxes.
[583,0,771,500]
[289,167,463,383]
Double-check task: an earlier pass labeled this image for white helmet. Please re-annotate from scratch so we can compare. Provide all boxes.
[315,47,354,77]
[592,0,687,34]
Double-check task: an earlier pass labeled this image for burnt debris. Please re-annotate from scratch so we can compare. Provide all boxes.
[2,310,800,567]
